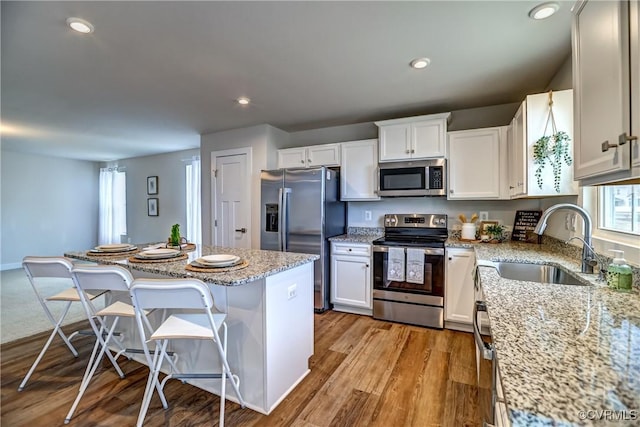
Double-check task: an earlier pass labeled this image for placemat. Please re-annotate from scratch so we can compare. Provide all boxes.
[128,253,189,263]
[86,249,140,257]
[185,260,249,273]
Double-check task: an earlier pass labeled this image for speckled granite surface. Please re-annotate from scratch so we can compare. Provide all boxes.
[64,245,319,286]
[329,233,382,244]
[451,239,640,426]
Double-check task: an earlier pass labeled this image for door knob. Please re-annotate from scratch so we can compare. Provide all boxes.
[235,228,247,233]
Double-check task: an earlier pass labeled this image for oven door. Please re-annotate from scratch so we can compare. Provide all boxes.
[372,246,444,299]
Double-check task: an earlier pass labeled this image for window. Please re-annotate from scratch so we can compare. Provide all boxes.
[98,167,127,244]
[186,157,202,245]
[599,184,640,235]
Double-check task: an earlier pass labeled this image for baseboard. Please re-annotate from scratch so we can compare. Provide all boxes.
[1,263,21,271]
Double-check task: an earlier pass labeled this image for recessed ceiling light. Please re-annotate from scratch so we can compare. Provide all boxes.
[237,97,251,105]
[410,58,430,69]
[66,17,94,34]
[528,2,559,20]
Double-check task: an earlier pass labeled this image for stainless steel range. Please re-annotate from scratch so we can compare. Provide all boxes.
[372,213,447,329]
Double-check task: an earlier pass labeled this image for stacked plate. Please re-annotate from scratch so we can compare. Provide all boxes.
[193,254,241,268]
[93,243,137,253]
[135,248,182,260]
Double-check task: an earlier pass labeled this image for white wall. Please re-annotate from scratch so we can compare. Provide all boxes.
[0,149,99,269]
[200,124,289,248]
[115,148,199,244]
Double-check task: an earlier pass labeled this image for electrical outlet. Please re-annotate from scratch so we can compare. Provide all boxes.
[287,284,297,300]
[365,210,372,221]
[570,213,577,231]
[479,211,489,221]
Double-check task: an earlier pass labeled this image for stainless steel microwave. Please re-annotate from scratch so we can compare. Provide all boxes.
[377,159,446,197]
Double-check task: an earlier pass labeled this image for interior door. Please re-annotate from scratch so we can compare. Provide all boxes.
[214,153,250,248]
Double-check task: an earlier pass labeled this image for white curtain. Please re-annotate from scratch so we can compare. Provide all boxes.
[186,157,202,245]
[99,168,127,245]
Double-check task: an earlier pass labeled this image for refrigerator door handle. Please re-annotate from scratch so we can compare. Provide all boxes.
[280,188,291,251]
[278,188,284,251]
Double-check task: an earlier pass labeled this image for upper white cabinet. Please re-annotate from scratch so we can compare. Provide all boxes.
[340,139,380,201]
[572,0,639,184]
[445,248,476,331]
[277,143,341,169]
[508,90,578,198]
[375,113,451,162]
[447,127,509,200]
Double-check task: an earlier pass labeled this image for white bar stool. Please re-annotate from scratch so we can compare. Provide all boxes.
[130,278,246,427]
[19,256,102,391]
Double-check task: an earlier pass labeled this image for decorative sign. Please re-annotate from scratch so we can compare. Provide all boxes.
[511,210,542,243]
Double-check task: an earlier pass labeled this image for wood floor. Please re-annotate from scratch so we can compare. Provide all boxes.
[1,311,481,426]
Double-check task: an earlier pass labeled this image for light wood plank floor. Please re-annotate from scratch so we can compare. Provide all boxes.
[1,311,481,426]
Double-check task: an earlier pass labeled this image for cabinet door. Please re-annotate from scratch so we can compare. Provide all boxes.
[632,0,640,169]
[412,119,446,158]
[379,124,410,161]
[340,139,380,200]
[307,143,341,167]
[448,128,502,199]
[445,248,476,324]
[277,148,307,169]
[573,0,631,179]
[331,254,371,309]
[510,102,527,197]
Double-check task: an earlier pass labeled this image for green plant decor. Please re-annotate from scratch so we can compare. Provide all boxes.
[170,224,181,246]
[532,131,572,192]
[485,224,505,240]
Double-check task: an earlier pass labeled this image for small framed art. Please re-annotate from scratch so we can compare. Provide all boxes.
[147,176,158,195]
[147,198,159,216]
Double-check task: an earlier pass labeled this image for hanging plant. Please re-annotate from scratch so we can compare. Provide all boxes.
[532,91,572,193]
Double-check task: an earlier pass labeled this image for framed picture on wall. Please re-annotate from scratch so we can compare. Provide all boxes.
[147,176,158,195]
[147,198,159,216]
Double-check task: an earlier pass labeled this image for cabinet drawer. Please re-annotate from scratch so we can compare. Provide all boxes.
[331,242,371,256]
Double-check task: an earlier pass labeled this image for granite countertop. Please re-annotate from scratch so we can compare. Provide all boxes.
[64,244,319,286]
[329,233,382,244]
[459,240,640,426]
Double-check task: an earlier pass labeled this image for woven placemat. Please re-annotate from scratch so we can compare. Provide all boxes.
[86,249,140,257]
[185,260,249,273]
[128,253,189,263]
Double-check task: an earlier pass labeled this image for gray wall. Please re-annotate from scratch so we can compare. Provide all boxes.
[546,54,572,91]
[1,149,99,269]
[200,124,289,248]
[116,148,199,244]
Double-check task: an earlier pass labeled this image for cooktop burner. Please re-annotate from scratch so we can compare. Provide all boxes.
[373,213,448,248]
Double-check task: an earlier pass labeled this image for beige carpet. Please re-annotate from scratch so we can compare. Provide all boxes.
[1,268,104,344]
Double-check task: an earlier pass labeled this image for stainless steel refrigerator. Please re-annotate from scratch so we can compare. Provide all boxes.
[260,167,346,312]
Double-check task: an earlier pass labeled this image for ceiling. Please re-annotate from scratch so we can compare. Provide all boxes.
[1,1,573,162]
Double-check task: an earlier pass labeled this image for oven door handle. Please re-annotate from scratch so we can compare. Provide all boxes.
[372,246,444,256]
[474,300,493,361]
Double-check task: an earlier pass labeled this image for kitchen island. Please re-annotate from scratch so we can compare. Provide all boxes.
[65,244,319,415]
[448,239,640,426]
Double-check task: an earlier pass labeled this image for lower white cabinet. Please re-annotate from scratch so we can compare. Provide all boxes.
[330,242,372,315]
[445,248,476,331]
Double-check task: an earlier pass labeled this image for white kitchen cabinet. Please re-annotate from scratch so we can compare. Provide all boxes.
[509,103,527,198]
[330,242,372,315]
[508,90,578,198]
[572,0,640,184]
[447,127,508,200]
[375,113,451,162]
[340,139,380,201]
[277,143,341,169]
[445,248,476,331]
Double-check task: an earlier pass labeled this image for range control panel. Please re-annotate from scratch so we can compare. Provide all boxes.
[384,214,447,228]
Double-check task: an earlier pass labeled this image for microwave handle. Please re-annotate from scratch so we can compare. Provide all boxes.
[375,167,380,195]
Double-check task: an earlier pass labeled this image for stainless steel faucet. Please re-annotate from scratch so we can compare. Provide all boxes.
[534,203,594,274]
[566,236,606,280]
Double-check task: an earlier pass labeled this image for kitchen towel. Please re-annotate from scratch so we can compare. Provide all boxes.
[387,247,405,282]
[406,248,425,284]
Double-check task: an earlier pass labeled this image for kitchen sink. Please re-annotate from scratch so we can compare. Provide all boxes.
[493,262,586,285]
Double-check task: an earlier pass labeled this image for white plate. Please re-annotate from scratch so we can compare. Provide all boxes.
[95,244,136,252]
[196,254,240,266]
[193,259,242,268]
[136,249,181,259]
